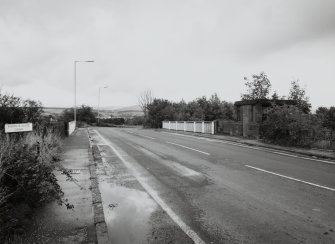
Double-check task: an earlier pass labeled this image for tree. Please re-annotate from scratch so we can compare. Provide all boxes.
[138,90,154,123]
[60,105,96,124]
[241,72,271,100]
[288,80,311,113]
[147,99,174,128]
[0,90,44,129]
[271,91,279,101]
[22,99,44,123]
[316,106,335,138]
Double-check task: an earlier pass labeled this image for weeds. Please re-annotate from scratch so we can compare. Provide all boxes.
[0,129,72,241]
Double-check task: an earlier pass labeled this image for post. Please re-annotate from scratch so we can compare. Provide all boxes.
[211,121,215,135]
[73,60,94,127]
[98,87,101,125]
[74,61,77,123]
[202,121,205,133]
[193,121,196,133]
[184,121,186,132]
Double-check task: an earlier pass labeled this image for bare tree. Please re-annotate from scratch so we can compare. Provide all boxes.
[138,90,154,119]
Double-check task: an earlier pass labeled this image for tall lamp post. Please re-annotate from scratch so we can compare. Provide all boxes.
[74,60,94,124]
[98,86,108,125]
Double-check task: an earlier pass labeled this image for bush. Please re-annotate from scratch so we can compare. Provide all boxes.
[260,105,320,147]
[60,105,96,124]
[0,130,70,241]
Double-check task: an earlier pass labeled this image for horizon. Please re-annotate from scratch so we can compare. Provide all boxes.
[1,0,334,109]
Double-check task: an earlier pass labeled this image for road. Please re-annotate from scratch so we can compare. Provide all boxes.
[88,127,335,244]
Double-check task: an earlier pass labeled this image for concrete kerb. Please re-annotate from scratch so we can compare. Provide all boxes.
[88,145,110,244]
[159,129,335,162]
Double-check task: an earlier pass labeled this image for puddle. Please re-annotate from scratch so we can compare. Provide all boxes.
[99,182,158,244]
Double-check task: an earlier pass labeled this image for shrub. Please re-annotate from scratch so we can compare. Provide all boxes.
[0,130,71,241]
[260,105,320,147]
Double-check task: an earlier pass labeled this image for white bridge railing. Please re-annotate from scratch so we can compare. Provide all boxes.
[162,121,215,134]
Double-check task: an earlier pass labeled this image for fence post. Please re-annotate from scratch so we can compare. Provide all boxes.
[202,122,205,133]
[193,122,196,133]
[184,122,186,131]
[211,121,215,134]
[175,121,178,131]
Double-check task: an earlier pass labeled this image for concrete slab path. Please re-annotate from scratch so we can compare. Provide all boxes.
[20,129,99,244]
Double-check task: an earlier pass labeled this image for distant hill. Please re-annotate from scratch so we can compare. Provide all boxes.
[43,105,144,119]
[96,106,122,111]
[109,105,143,118]
[113,105,141,112]
[43,107,68,115]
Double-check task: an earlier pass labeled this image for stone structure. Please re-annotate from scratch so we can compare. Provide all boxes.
[234,99,296,138]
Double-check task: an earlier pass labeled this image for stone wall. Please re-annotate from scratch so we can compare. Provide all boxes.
[215,120,243,136]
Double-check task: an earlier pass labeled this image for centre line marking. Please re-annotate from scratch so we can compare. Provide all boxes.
[245,165,335,192]
[94,130,205,244]
[166,141,210,155]
[126,130,156,140]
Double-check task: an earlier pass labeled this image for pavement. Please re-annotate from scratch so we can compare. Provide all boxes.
[88,126,335,244]
[21,128,108,244]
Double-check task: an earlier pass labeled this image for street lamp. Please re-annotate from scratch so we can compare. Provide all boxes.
[98,86,108,125]
[74,60,94,124]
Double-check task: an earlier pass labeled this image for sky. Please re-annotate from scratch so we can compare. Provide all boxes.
[0,0,335,109]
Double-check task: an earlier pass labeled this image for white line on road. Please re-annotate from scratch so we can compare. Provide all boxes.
[166,141,210,155]
[139,134,156,140]
[94,130,206,244]
[126,130,156,140]
[245,165,335,192]
[162,132,335,165]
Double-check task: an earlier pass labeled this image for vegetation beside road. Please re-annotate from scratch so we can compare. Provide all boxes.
[0,90,73,242]
[144,93,234,128]
[139,73,335,149]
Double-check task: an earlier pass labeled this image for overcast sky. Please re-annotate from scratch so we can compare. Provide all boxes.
[1,0,334,109]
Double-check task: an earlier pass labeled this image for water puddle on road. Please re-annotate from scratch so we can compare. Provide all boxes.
[99,181,158,244]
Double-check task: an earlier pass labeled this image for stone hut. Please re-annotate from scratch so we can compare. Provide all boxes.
[234,99,296,138]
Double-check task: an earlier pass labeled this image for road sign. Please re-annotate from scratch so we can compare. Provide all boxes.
[5,123,33,133]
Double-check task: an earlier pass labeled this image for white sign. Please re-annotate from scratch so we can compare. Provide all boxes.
[5,123,33,133]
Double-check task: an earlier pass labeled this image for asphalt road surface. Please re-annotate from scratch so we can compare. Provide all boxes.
[89,127,335,244]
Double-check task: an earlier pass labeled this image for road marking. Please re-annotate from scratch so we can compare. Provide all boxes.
[136,146,202,177]
[94,130,206,244]
[140,134,156,140]
[161,132,335,165]
[170,162,202,177]
[245,165,335,192]
[126,130,156,140]
[166,141,210,155]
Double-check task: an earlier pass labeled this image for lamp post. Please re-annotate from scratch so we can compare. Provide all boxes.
[74,60,94,124]
[98,86,108,125]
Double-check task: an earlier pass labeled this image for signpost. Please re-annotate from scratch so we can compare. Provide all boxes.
[5,123,33,133]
